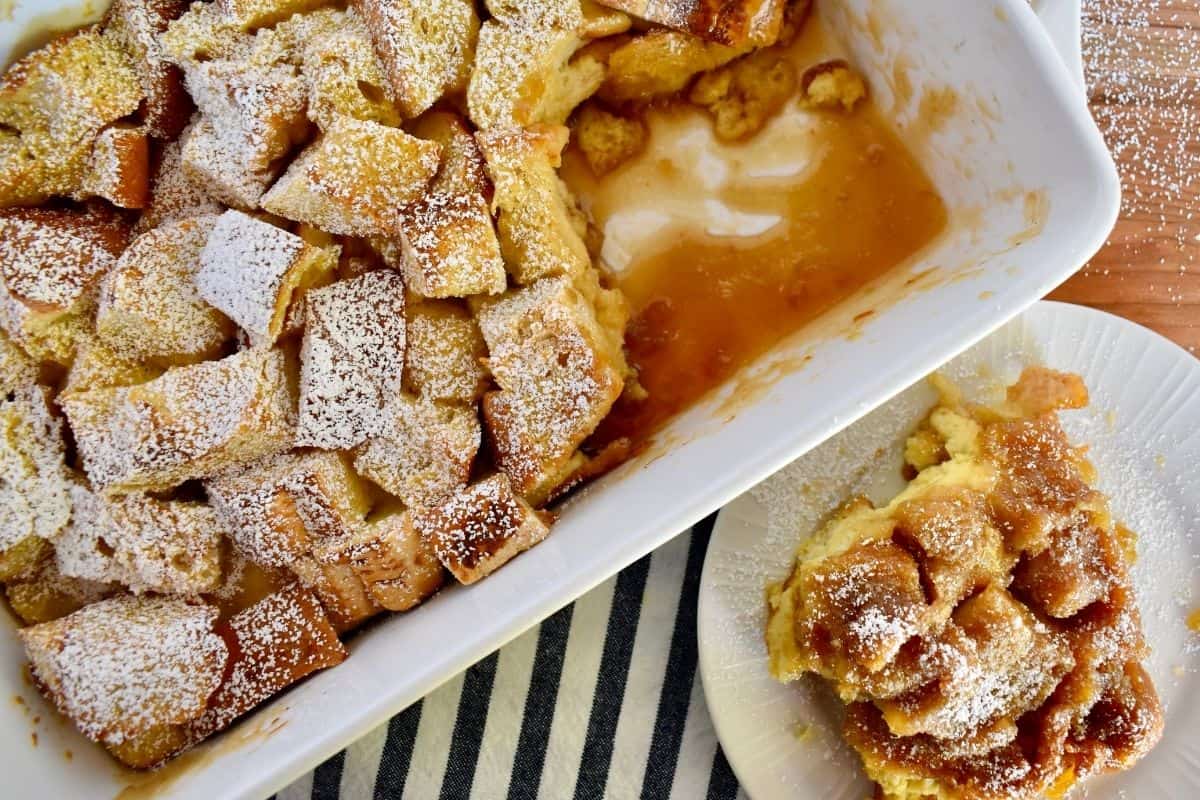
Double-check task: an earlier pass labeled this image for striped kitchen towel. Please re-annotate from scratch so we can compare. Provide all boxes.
[275,514,746,800]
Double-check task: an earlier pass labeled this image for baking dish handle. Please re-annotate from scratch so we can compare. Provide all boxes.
[1031,0,1086,92]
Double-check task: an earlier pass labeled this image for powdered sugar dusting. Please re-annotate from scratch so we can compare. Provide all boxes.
[19,596,227,745]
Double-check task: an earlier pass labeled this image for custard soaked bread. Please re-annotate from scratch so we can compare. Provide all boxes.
[766,369,1163,800]
[0,0,839,771]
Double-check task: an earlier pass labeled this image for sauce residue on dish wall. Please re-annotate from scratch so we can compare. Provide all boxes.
[566,25,947,446]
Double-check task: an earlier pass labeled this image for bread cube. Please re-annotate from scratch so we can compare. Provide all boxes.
[599,28,747,104]
[297,271,407,449]
[4,556,115,625]
[207,451,371,570]
[160,1,255,69]
[62,347,297,494]
[62,336,163,397]
[0,26,143,206]
[592,0,785,46]
[353,394,480,507]
[81,124,150,209]
[477,277,625,502]
[410,111,490,197]
[98,215,235,367]
[105,0,193,139]
[262,114,439,237]
[298,8,401,129]
[218,0,331,30]
[107,493,225,594]
[353,0,479,118]
[0,387,73,560]
[289,555,380,631]
[136,123,224,233]
[476,125,592,284]
[340,507,444,611]
[484,0,631,36]
[0,203,130,363]
[53,481,127,584]
[412,474,551,584]
[572,103,647,175]
[197,210,337,347]
[19,596,228,751]
[181,60,309,208]
[404,300,489,403]
[467,20,603,130]
[185,584,346,740]
[397,191,507,298]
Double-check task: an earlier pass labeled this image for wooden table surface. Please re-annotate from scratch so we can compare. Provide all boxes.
[1048,0,1200,351]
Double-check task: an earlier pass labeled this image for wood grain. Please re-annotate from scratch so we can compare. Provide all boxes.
[1048,0,1200,352]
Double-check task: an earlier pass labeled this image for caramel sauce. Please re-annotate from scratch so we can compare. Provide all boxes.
[1187,607,1200,634]
[568,102,946,446]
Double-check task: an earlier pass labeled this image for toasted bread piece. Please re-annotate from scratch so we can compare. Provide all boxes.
[298,8,402,129]
[205,549,293,620]
[62,336,163,397]
[98,215,235,367]
[411,111,491,197]
[197,210,337,347]
[135,123,223,233]
[594,0,784,46]
[160,1,256,68]
[62,347,296,494]
[289,554,380,631]
[689,47,796,140]
[4,556,116,625]
[339,507,444,611]
[0,26,144,206]
[572,102,647,175]
[485,0,632,36]
[218,0,332,31]
[207,451,371,570]
[476,125,592,284]
[181,60,309,208]
[53,481,128,584]
[477,277,625,503]
[353,0,478,118]
[82,124,150,209]
[105,0,193,139]
[185,584,346,741]
[397,191,507,298]
[0,203,130,363]
[0,386,73,559]
[20,596,227,750]
[599,28,748,104]
[412,473,551,584]
[297,271,407,449]
[468,20,604,130]
[353,394,480,507]
[0,328,37,395]
[106,493,225,594]
[262,114,439,237]
[405,299,489,402]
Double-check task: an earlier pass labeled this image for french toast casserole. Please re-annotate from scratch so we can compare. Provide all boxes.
[767,368,1164,799]
[0,0,902,771]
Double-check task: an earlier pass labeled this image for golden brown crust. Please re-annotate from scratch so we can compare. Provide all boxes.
[339,508,445,611]
[593,0,785,46]
[105,0,193,139]
[412,474,551,584]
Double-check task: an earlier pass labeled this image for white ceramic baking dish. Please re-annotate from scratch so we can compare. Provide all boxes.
[0,1,1115,797]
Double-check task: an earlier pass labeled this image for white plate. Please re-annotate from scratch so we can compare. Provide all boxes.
[698,301,1200,799]
[0,1,1115,797]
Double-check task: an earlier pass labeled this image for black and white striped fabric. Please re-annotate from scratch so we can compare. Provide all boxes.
[274,514,746,800]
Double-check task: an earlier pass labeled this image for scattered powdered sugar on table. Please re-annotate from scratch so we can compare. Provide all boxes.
[1081,0,1200,275]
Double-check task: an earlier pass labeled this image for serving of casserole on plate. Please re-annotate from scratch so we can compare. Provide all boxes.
[0,0,1118,797]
